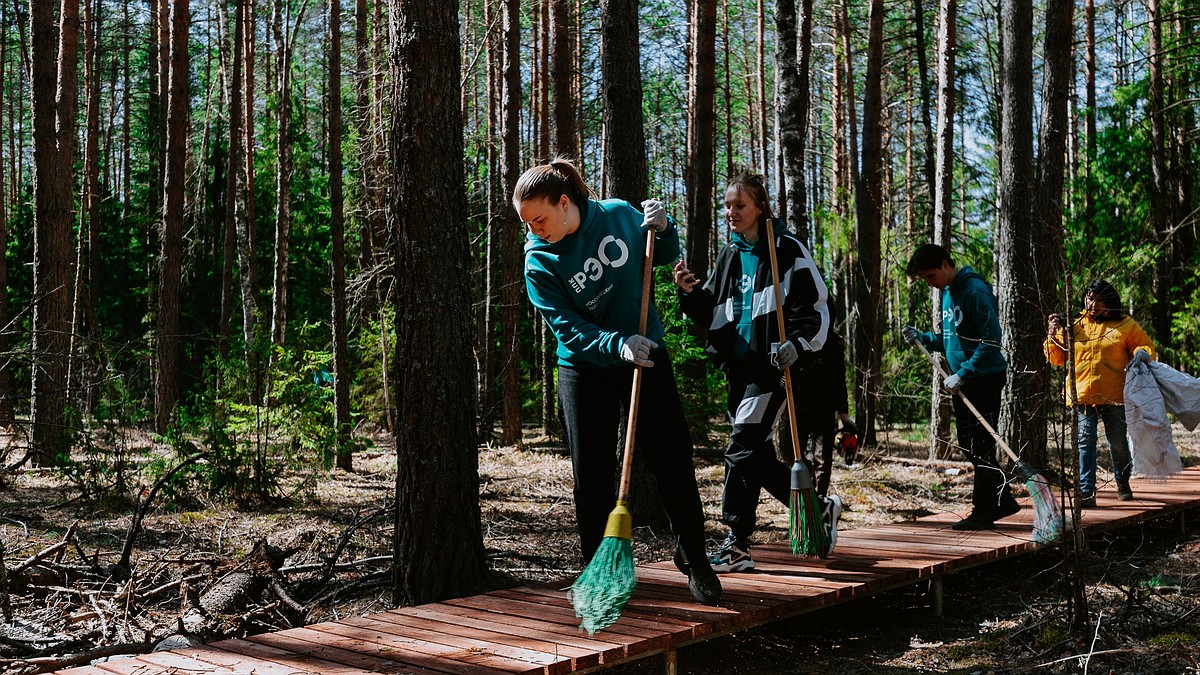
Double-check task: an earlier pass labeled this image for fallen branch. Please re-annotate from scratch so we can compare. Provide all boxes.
[278,554,391,575]
[119,450,209,569]
[14,524,78,575]
[16,640,153,674]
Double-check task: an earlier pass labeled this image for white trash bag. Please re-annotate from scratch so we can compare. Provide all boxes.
[1123,361,1184,477]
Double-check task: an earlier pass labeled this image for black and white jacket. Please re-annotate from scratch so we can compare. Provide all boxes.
[680,228,830,372]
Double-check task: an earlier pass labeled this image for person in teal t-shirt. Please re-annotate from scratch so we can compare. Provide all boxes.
[901,243,1017,531]
[516,156,721,606]
[674,172,841,573]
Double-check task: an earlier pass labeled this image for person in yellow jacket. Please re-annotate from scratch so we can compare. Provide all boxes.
[1044,280,1155,506]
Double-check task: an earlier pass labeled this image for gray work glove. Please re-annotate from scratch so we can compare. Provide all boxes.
[901,325,920,345]
[1131,349,1152,367]
[942,373,963,392]
[770,340,798,370]
[620,334,658,368]
[641,199,668,232]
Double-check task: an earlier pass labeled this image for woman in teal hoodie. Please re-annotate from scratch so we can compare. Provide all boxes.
[902,244,1017,530]
[515,157,720,606]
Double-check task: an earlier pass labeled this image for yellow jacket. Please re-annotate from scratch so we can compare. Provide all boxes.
[1044,313,1155,406]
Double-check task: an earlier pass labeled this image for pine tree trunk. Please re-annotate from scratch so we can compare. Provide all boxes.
[31,0,80,466]
[996,0,1043,478]
[685,0,715,276]
[600,0,647,203]
[928,0,957,460]
[390,0,485,605]
[220,0,245,360]
[155,0,189,433]
[330,0,352,470]
[1024,0,1074,469]
[1147,0,1172,348]
[775,0,812,240]
[1083,0,1096,229]
[235,0,260,356]
[270,0,294,348]
[912,0,936,227]
[854,0,884,446]
[499,0,523,448]
[0,4,10,426]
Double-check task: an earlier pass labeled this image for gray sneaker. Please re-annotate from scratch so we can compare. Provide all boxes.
[709,532,755,573]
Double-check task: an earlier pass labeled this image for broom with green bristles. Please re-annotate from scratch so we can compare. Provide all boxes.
[765,219,829,558]
[568,227,655,635]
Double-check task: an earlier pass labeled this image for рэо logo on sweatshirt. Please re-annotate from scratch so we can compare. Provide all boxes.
[570,235,629,293]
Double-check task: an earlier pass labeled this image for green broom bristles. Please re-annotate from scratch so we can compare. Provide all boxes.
[569,502,636,634]
[787,461,829,557]
[1015,462,1064,544]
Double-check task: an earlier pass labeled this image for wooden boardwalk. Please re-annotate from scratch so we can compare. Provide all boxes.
[56,468,1200,675]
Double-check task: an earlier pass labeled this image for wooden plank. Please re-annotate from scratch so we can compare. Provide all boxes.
[185,641,404,675]
[210,637,423,674]
[392,604,622,667]
[85,658,180,675]
[444,593,674,646]
[483,587,695,645]
[744,547,893,595]
[246,625,533,675]
[129,651,247,674]
[322,614,575,675]
[423,601,635,665]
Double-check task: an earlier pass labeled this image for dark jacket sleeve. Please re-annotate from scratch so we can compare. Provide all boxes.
[777,235,831,353]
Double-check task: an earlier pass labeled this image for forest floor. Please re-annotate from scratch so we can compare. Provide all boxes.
[2,421,1199,674]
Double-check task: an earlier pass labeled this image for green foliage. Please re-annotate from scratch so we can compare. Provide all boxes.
[654,267,725,443]
[351,305,396,428]
[879,332,933,426]
[175,332,337,505]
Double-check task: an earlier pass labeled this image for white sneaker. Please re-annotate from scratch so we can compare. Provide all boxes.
[821,495,842,555]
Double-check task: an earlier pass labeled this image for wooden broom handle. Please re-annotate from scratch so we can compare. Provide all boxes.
[617,228,656,502]
[913,339,1021,464]
[765,219,805,461]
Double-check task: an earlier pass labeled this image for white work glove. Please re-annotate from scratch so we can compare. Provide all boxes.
[770,341,798,370]
[901,325,920,345]
[619,334,658,368]
[641,199,668,232]
[942,373,963,392]
[1130,349,1151,367]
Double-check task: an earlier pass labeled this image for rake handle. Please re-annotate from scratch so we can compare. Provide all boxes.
[913,338,1021,465]
[616,228,655,502]
[765,220,805,461]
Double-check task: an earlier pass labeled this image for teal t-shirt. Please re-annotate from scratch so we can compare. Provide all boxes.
[731,234,758,361]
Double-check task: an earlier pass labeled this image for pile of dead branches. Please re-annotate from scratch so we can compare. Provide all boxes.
[0,506,394,675]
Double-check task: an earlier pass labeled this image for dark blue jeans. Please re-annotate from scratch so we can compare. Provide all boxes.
[556,349,709,569]
[1076,404,1132,494]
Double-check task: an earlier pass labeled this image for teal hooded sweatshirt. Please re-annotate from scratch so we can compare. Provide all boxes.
[913,265,1007,379]
[524,198,680,369]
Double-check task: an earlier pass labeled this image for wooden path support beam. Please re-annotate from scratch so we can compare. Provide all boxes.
[53,469,1200,675]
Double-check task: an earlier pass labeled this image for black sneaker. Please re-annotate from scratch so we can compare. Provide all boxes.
[709,532,755,573]
[951,513,994,531]
[993,496,1020,521]
[686,562,723,606]
[821,495,843,554]
[1080,492,1096,508]
[1117,481,1133,501]
[673,547,723,605]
